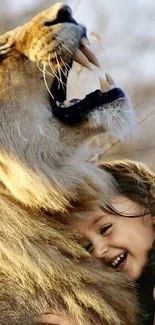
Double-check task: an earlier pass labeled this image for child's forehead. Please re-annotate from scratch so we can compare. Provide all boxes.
[73,195,146,231]
[74,207,111,230]
[106,195,141,214]
[88,211,109,225]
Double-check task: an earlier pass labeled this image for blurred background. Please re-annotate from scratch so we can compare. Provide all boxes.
[1,0,155,168]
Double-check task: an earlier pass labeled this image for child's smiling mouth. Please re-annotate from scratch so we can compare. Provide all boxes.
[108,251,128,270]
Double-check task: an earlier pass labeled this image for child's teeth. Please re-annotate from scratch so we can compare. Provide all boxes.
[111,253,126,267]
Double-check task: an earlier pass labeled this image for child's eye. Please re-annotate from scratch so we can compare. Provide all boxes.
[100,224,112,235]
[83,243,93,253]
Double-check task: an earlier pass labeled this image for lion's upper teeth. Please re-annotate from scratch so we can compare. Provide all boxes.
[73,49,92,71]
[80,46,100,68]
[74,42,100,69]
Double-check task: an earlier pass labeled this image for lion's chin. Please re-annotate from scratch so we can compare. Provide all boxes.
[51,86,125,126]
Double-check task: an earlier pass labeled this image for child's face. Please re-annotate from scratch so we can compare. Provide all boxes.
[74,196,155,280]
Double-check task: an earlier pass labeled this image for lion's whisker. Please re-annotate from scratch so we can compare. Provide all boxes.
[48,53,60,87]
[59,62,76,91]
[56,36,73,55]
[45,67,55,78]
[48,54,66,88]
[59,64,68,78]
[62,43,73,55]
[43,63,54,99]
[59,57,78,91]
[37,60,54,78]
[60,58,70,83]
[55,52,65,92]
[37,60,45,73]
[60,57,71,71]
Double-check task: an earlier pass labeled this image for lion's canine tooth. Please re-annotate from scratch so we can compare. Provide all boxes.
[73,49,92,71]
[99,77,111,92]
[105,73,116,86]
[81,46,100,68]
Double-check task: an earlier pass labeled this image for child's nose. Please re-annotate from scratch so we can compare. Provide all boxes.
[93,239,108,259]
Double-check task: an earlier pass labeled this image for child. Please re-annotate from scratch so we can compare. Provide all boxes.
[36,160,155,325]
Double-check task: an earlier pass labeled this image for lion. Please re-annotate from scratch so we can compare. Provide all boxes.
[0,3,139,325]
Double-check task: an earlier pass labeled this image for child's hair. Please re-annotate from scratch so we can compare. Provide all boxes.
[98,160,155,325]
[98,159,155,217]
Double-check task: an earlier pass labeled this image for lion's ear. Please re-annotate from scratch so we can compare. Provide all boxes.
[0,27,21,58]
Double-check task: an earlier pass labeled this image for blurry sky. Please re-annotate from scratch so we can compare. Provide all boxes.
[1,0,155,166]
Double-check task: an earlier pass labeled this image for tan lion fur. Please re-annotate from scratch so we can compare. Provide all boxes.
[0,3,139,325]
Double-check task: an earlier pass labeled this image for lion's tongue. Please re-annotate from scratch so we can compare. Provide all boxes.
[70,98,80,104]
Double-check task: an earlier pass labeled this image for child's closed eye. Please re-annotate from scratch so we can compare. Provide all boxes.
[100,224,112,235]
[83,242,93,253]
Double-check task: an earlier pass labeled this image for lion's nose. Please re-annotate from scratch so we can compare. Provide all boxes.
[57,5,87,38]
[44,4,87,38]
[57,5,78,25]
[57,5,72,21]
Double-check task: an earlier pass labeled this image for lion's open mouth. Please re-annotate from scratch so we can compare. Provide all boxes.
[51,71,125,126]
[49,6,125,126]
